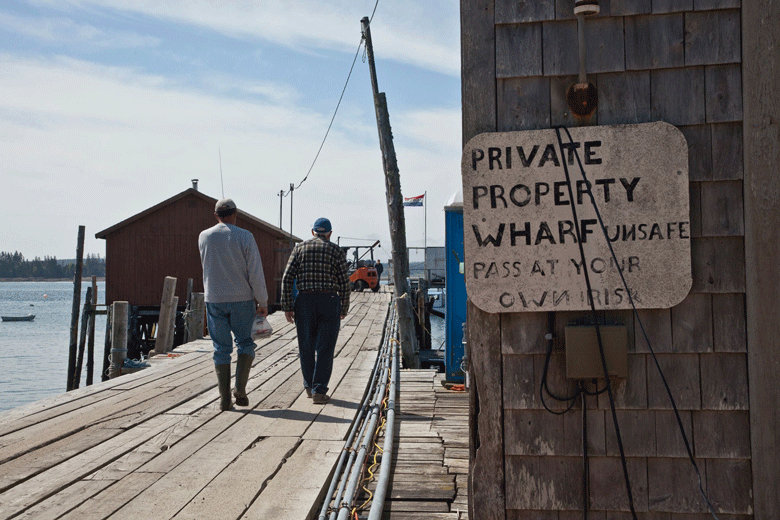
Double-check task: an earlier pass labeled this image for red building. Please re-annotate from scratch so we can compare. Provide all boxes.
[96,187,299,310]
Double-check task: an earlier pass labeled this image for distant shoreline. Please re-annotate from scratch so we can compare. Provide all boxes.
[0,277,106,283]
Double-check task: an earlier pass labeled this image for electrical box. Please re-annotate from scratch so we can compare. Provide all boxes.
[565,324,628,379]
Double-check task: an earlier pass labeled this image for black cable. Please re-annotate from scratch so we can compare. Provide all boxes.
[539,335,580,415]
[539,313,581,414]
[581,380,589,520]
[283,0,382,197]
[557,126,721,519]
[554,126,638,520]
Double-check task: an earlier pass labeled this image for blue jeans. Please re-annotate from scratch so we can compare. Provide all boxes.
[295,293,341,395]
[206,300,257,365]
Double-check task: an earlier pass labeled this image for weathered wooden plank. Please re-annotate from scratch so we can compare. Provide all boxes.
[595,353,648,409]
[461,0,496,146]
[496,23,542,78]
[651,67,706,126]
[690,237,746,293]
[241,439,342,520]
[700,180,744,236]
[495,0,554,23]
[710,122,743,181]
[634,308,672,353]
[654,409,693,458]
[597,71,651,125]
[604,410,656,457]
[173,437,300,520]
[588,456,649,511]
[647,457,707,512]
[59,472,164,520]
[711,293,746,352]
[646,354,701,410]
[505,455,583,510]
[468,301,506,519]
[670,293,713,353]
[502,354,538,410]
[744,1,780,517]
[611,0,651,15]
[684,9,741,66]
[705,64,743,123]
[653,0,693,13]
[541,20,577,76]
[625,14,684,70]
[11,478,114,520]
[695,0,740,8]
[500,312,548,355]
[679,124,713,182]
[0,413,182,518]
[700,353,749,410]
[692,410,750,459]
[504,409,565,456]
[705,458,753,515]
[497,76,551,131]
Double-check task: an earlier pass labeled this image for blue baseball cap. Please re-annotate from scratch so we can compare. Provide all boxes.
[313,217,332,233]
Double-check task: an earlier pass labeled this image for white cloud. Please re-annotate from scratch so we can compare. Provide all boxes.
[0,11,160,48]
[0,50,460,258]
[26,0,460,75]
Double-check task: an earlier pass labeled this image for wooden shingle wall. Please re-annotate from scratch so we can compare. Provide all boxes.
[460,0,775,517]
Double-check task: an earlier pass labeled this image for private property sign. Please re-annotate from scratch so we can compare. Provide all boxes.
[461,122,691,313]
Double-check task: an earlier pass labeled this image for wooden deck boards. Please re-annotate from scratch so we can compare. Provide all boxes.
[357,370,470,520]
[0,292,391,520]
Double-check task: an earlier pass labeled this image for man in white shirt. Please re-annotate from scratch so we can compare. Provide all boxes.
[198,198,268,411]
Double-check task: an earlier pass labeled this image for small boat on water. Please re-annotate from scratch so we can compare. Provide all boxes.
[1,314,35,322]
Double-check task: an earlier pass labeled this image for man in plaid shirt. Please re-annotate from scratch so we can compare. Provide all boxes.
[281,217,351,404]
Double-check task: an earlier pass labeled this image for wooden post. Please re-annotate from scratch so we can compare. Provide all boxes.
[744,0,780,516]
[101,304,112,382]
[361,16,419,368]
[155,276,177,354]
[66,225,85,391]
[108,301,128,379]
[183,278,194,343]
[86,276,97,386]
[187,292,205,341]
[460,0,504,518]
[72,286,92,390]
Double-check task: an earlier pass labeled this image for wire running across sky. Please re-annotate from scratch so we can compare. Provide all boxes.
[282,0,381,198]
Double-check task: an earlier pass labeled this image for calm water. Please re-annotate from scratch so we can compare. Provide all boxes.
[0,281,106,413]
[0,281,443,413]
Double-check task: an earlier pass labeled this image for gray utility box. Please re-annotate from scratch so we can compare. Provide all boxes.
[565,324,628,380]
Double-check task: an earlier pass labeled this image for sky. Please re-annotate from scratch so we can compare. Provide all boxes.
[0,0,462,264]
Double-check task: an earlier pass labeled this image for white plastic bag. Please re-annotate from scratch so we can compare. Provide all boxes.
[251,314,273,339]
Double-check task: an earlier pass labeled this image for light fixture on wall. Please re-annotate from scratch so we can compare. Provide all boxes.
[567,1,599,118]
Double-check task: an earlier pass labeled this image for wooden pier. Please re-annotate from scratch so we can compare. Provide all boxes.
[0,291,469,520]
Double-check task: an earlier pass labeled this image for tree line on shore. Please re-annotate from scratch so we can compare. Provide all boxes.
[0,251,106,279]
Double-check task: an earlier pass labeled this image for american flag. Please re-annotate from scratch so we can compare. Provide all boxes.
[403,194,424,207]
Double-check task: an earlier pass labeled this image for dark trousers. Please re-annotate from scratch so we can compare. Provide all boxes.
[294,292,341,395]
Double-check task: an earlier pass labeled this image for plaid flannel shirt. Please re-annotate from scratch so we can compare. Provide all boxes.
[281,236,351,315]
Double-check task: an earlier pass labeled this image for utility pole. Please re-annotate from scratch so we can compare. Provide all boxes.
[289,183,294,255]
[279,189,284,229]
[361,16,419,368]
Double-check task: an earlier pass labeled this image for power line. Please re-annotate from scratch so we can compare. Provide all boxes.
[282,0,381,197]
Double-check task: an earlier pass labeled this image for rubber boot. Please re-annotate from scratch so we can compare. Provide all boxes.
[233,353,253,406]
[214,364,233,411]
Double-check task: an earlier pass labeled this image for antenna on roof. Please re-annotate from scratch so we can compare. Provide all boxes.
[219,147,225,198]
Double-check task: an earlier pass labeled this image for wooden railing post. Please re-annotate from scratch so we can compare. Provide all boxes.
[155,276,177,353]
[108,301,128,379]
[187,292,205,341]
